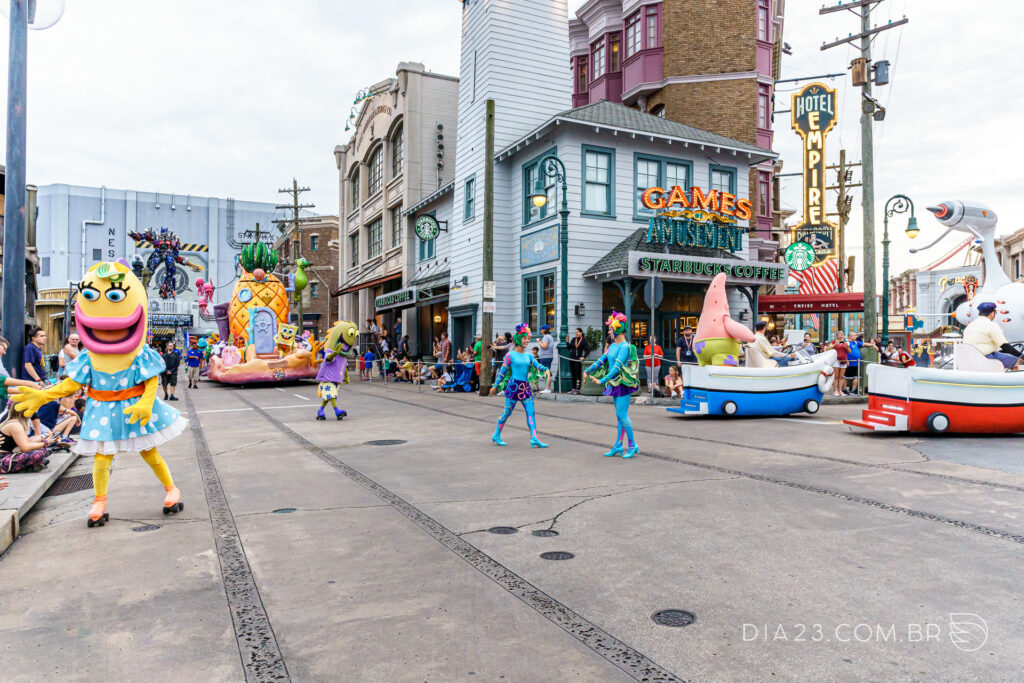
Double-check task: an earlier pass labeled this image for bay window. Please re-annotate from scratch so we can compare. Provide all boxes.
[592,37,606,79]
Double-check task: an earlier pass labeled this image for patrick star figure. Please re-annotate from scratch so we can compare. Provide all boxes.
[693,272,755,366]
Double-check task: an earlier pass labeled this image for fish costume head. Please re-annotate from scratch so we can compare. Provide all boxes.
[75,260,149,367]
[326,320,359,355]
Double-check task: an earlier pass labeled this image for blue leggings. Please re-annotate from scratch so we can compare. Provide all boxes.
[495,397,539,438]
[613,395,636,448]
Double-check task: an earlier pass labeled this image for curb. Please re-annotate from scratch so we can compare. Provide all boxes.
[0,450,78,555]
[533,392,867,406]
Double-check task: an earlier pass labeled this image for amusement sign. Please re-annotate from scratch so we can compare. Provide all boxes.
[791,83,838,263]
[640,186,751,254]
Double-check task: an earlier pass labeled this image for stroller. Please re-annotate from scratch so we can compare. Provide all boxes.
[443,362,475,393]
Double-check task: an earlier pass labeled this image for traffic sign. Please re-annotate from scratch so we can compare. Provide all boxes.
[644,277,663,309]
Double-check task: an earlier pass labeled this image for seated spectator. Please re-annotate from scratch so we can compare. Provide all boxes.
[435,368,453,392]
[71,397,86,435]
[0,400,52,473]
[32,395,79,445]
[665,365,684,398]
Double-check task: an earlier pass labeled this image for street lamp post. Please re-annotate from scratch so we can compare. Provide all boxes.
[882,194,918,344]
[531,155,570,393]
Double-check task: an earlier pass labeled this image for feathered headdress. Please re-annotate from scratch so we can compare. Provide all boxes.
[606,311,628,335]
[513,323,532,347]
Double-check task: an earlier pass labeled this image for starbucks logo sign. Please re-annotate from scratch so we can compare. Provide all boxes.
[785,241,815,272]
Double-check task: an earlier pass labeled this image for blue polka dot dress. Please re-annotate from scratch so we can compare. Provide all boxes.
[65,347,189,456]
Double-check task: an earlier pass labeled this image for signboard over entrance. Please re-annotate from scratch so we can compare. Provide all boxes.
[628,251,788,286]
[791,82,839,262]
[375,287,416,311]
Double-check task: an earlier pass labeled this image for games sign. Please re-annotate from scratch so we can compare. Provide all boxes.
[640,186,750,254]
[791,83,838,262]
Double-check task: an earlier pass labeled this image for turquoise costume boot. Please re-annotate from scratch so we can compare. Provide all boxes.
[492,427,507,446]
[604,443,624,457]
[622,445,639,459]
[530,435,549,449]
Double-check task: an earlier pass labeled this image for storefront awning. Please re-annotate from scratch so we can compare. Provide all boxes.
[758,292,865,313]
[334,268,401,296]
[409,264,450,291]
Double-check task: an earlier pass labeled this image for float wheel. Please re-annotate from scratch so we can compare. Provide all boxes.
[804,399,820,414]
[721,400,738,416]
[926,412,950,433]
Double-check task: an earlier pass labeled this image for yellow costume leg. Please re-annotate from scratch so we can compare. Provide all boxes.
[141,447,184,514]
[88,454,113,526]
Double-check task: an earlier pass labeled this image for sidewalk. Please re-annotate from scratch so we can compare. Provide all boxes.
[0,450,78,554]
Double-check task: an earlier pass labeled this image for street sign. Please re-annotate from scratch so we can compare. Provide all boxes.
[644,277,663,309]
[483,280,496,299]
[482,301,496,314]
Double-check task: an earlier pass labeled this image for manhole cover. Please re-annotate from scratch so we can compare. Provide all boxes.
[367,439,407,446]
[652,609,696,627]
[42,473,93,497]
[540,551,574,561]
[532,529,559,537]
[273,508,297,514]
[488,526,518,535]
[131,524,161,532]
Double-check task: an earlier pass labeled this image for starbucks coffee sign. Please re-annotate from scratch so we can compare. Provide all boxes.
[628,251,788,286]
[375,287,416,311]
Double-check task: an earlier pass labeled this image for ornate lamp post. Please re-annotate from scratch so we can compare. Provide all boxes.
[882,194,918,344]
[530,155,570,392]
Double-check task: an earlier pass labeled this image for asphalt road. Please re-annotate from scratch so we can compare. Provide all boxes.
[2,379,1022,682]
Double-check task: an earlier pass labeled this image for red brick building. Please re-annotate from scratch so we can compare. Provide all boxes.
[273,215,339,338]
[570,0,785,252]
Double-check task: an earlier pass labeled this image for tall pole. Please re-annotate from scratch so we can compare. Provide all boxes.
[275,179,314,333]
[479,99,495,396]
[557,167,569,394]
[2,0,28,377]
[859,7,878,350]
[837,149,847,333]
[881,194,914,345]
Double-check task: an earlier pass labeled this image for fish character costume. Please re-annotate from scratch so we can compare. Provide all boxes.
[585,312,641,458]
[13,260,188,527]
[693,272,755,366]
[316,321,359,420]
[491,324,549,448]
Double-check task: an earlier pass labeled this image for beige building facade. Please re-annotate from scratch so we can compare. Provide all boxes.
[333,62,458,351]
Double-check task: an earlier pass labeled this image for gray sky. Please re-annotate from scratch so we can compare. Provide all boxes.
[3,0,1021,284]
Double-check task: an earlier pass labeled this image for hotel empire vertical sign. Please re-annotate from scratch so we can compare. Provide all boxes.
[791,83,838,263]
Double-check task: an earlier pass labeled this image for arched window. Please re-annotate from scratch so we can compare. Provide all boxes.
[368,146,383,196]
[391,125,404,177]
[350,169,360,207]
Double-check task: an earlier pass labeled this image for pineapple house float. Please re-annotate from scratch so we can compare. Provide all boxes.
[206,240,321,384]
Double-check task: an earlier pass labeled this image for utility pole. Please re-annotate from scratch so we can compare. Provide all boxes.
[479,100,495,396]
[274,179,314,333]
[820,0,907,354]
[826,150,862,330]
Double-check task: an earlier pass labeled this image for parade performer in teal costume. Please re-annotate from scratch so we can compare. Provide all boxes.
[490,323,550,448]
[585,312,640,458]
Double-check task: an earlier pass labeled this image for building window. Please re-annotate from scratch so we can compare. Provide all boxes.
[710,166,736,195]
[758,171,771,218]
[391,205,403,247]
[625,12,641,57]
[464,176,476,220]
[418,235,435,261]
[310,235,319,251]
[582,146,614,216]
[92,248,102,261]
[592,37,606,80]
[609,33,620,72]
[665,162,689,190]
[367,218,383,258]
[293,240,300,257]
[310,282,319,298]
[1016,257,1021,280]
[635,157,661,217]
[650,104,666,118]
[41,256,50,277]
[758,0,770,41]
[350,170,360,207]
[368,146,383,196]
[758,84,771,129]
[523,150,556,226]
[350,234,359,267]
[645,5,659,49]
[523,271,556,332]
[575,58,587,93]
[392,125,404,177]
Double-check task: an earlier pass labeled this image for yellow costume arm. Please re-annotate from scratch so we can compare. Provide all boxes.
[123,376,159,426]
[11,377,82,417]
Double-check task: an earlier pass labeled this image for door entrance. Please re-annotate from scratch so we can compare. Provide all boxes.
[249,307,277,354]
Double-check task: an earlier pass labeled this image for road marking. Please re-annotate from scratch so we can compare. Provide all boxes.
[184,393,291,681]
[275,387,285,392]
[775,418,842,425]
[237,394,682,683]
[293,394,309,400]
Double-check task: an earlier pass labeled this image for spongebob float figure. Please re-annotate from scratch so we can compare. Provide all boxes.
[13,260,188,527]
[274,323,299,357]
[316,321,358,421]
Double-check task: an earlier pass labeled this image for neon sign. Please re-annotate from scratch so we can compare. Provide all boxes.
[640,186,753,221]
[791,83,838,262]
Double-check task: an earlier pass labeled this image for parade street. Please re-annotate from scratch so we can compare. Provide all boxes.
[2,381,1022,682]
